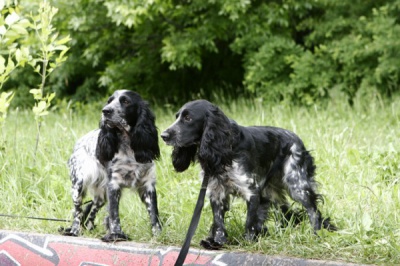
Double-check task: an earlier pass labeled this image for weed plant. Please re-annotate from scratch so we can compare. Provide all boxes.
[0,95,399,264]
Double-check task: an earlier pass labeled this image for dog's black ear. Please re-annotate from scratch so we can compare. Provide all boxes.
[172,145,197,172]
[96,123,119,165]
[198,105,233,175]
[130,101,160,163]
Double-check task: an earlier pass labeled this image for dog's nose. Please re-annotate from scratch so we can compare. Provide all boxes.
[161,131,170,142]
[102,107,113,116]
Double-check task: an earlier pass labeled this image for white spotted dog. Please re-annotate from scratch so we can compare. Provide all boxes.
[61,90,161,242]
[161,100,336,249]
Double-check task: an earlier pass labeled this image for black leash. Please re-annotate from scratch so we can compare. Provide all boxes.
[175,174,210,266]
[0,213,70,222]
[0,200,93,223]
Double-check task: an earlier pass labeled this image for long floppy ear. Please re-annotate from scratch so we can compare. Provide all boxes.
[172,145,197,172]
[130,101,160,163]
[96,123,119,165]
[198,105,233,176]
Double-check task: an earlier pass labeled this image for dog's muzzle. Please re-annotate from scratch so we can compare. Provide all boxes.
[161,130,177,146]
[160,131,170,142]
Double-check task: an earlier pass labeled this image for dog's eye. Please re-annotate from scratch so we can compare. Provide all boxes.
[183,115,191,122]
[121,98,130,105]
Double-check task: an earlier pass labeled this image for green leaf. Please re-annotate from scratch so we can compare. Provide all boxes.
[9,21,29,35]
[34,64,41,74]
[5,57,15,72]
[0,25,6,35]
[15,48,23,63]
[5,12,20,26]
[0,91,15,122]
[48,92,56,102]
[37,100,47,109]
[0,56,5,74]
[52,44,68,51]
[56,35,71,45]
[29,89,41,95]
[29,89,42,100]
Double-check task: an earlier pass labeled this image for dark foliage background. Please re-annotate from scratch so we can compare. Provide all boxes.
[6,0,400,106]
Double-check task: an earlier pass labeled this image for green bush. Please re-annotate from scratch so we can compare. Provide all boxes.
[4,0,400,105]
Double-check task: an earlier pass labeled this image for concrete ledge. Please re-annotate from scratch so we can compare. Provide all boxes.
[0,230,361,265]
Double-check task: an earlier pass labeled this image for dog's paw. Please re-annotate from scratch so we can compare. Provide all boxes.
[200,238,224,250]
[152,224,162,236]
[244,225,268,241]
[59,227,79,237]
[244,232,255,241]
[200,231,226,250]
[213,230,227,245]
[101,232,129,242]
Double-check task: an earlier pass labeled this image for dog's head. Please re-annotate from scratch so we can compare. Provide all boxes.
[161,100,233,174]
[161,100,211,147]
[101,90,143,132]
[97,90,160,164]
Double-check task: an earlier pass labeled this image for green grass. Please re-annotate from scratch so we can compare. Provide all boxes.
[0,95,399,265]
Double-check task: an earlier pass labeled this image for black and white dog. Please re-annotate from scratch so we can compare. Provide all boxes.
[161,100,336,249]
[62,90,161,242]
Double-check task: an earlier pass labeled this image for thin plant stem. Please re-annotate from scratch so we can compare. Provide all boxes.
[33,58,48,164]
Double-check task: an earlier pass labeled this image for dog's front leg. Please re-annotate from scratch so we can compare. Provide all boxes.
[139,187,162,235]
[245,194,261,241]
[101,182,128,242]
[200,195,229,250]
[211,198,227,245]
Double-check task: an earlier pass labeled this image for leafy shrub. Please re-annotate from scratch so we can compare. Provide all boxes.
[4,0,400,105]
